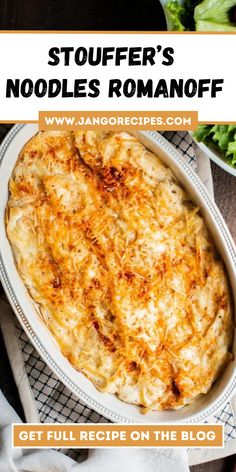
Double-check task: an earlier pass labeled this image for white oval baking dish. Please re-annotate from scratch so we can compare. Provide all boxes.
[0,124,236,424]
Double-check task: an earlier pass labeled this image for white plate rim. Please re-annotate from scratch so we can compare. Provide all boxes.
[191,134,236,178]
[0,124,236,424]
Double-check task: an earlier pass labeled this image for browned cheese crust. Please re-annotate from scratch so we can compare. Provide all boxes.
[6,130,234,412]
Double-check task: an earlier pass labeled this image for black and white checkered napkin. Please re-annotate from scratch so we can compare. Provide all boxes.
[1,129,236,466]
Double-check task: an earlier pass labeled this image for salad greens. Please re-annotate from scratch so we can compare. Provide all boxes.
[161,1,236,170]
[162,0,236,31]
[163,1,185,30]
[193,125,236,167]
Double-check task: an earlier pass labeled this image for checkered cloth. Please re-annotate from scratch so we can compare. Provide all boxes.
[1,126,236,466]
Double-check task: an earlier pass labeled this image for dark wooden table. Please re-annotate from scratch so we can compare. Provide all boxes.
[191,163,236,470]
[212,164,236,243]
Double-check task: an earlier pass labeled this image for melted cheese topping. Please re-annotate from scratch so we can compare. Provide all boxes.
[6,130,234,411]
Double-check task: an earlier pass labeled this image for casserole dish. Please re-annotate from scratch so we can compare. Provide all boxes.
[0,124,236,423]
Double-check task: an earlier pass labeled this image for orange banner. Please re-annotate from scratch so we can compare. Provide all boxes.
[13,424,223,448]
[39,111,198,131]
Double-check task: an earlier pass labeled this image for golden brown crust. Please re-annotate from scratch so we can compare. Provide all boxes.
[6,130,234,411]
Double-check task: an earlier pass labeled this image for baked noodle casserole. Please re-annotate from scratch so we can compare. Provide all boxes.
[6,130,234,412]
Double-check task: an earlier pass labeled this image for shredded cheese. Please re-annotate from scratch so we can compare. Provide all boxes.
[6,130,233,411]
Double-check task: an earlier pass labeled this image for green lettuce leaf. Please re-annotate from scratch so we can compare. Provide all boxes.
[163,1,186,31]
[163,0,236,31]
[193,124,236,168]
[194,0,236,23]
[211,125,236,151]
[193,124,212,142]
[227,140,236,165]
[196,19,236,30]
